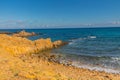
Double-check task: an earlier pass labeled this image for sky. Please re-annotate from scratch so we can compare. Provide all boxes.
[0,0,120,29]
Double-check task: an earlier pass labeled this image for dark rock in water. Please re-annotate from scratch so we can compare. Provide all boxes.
[43,53,63,63]
[66,61,73,66]
[0,31,13,34]
[63,60,73,66]
[48,54,58,62]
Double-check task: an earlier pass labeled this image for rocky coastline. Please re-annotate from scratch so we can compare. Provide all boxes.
[0,34,66,55]
[12,30,39,37]
[0,34,120,80]
[0,30,40,37]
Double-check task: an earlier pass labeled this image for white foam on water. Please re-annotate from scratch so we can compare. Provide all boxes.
[69,36,97,45]
[68,37,87,45]
[88,36,96,39]
[64,36,120,74]
[111,57,120,61]
[68,38,80,45]
[72,61,120,74]
[59,59,120,74]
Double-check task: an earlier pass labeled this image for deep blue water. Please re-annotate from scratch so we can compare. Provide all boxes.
[1,27,120,73]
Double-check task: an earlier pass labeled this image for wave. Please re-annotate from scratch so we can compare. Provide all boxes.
[59,58,120,74]
[111,57,120,61]
[68,36,97,45]
[72,62,120,74]
[57,35,120,74]
[57,54,120,74]
[88,36,96,39]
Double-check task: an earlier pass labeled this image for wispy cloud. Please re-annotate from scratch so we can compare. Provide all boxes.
[0,20,31,29]
[0,20,120,29]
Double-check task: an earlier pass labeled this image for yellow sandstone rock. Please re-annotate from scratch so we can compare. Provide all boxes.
[53,40,62,48]
[0,34,65,55]
[12,30,37,37]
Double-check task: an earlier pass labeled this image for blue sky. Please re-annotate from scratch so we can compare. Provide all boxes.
[0,0,120,29]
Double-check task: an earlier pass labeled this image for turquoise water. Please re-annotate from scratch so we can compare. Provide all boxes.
[1,27,120,73]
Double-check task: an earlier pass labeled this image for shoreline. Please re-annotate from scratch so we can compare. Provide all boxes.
[19,52,120,80]
[49,51,120,74]
[0,34,120,80]
[34,51,120,74]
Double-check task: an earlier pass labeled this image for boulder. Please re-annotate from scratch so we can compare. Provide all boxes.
[53,40,68,48]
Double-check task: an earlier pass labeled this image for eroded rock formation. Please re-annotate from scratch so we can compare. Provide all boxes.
[0,34,66,55]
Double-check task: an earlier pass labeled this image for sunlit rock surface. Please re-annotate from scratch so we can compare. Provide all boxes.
[0,34,64,55]
[53,40,68,48]
[12,30,37,37]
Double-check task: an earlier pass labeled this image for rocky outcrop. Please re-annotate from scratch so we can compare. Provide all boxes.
[12,30,38,37]
[0,34,67,55]
[0,31,12,34]
[53,40,68,48]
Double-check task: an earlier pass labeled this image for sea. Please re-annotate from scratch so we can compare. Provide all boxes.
[1,27,120,74]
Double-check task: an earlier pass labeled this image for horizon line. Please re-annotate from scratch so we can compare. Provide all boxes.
[0,26,120,30]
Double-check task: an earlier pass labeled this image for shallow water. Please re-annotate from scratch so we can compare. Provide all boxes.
[1,27,120,73]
